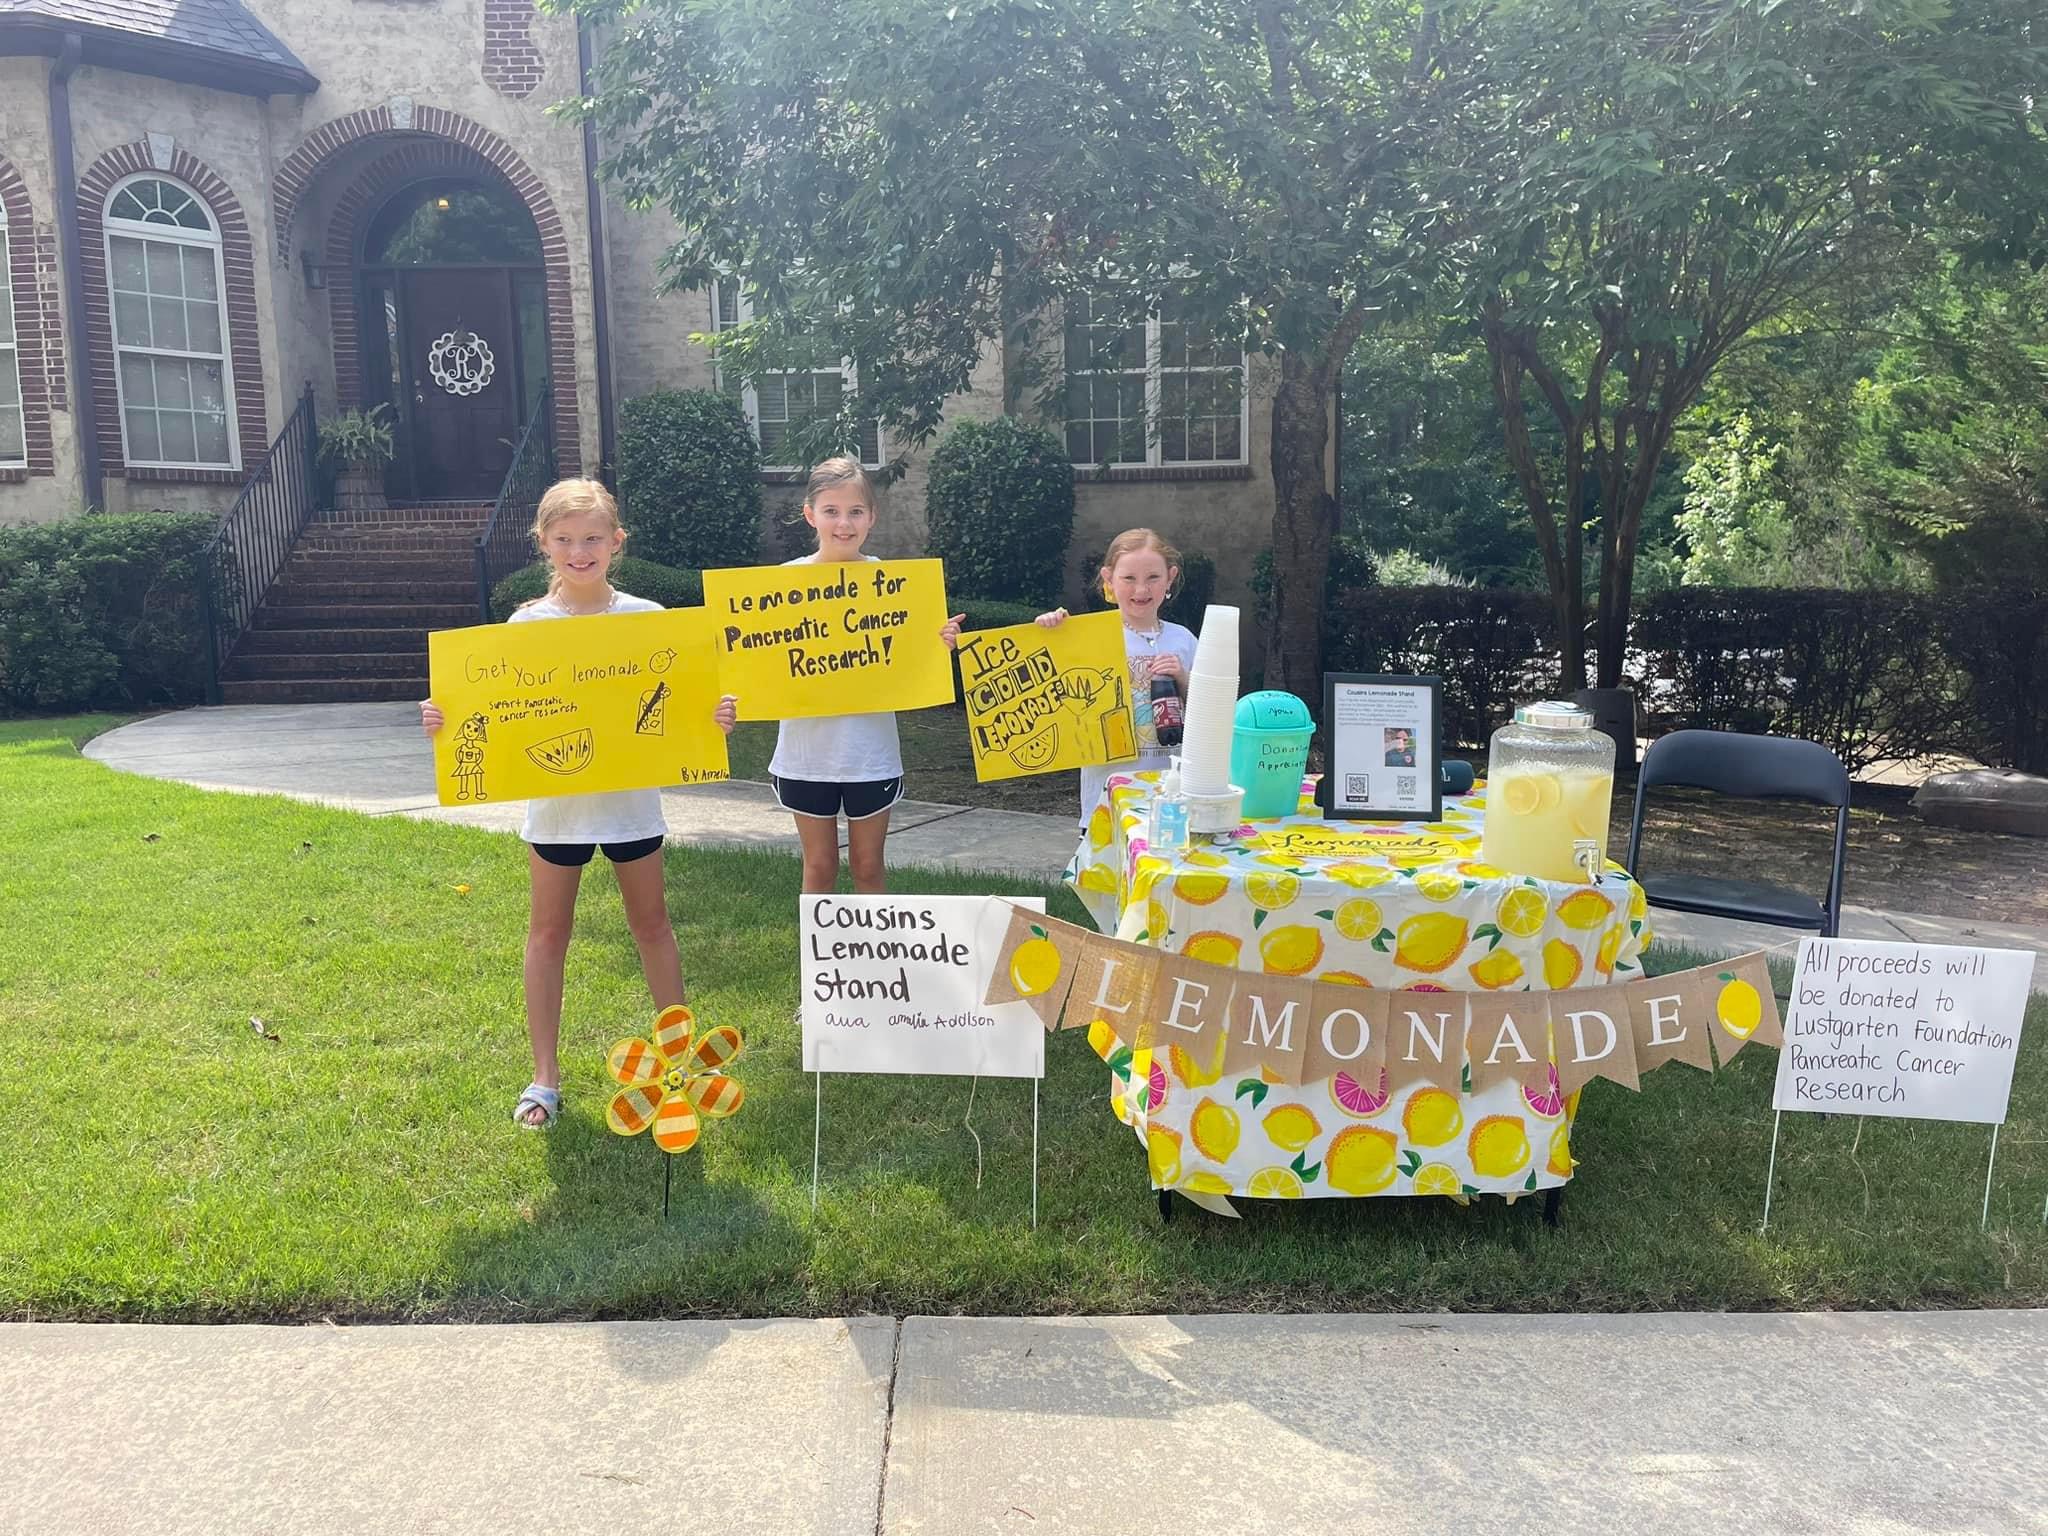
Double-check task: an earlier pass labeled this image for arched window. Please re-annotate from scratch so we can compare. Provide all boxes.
[104,176,237,470]
[0,199,23,468]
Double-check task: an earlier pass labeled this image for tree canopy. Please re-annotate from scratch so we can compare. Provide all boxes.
[573,0,2048,690]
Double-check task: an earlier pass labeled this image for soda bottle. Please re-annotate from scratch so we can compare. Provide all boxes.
[1150,672,1184,747]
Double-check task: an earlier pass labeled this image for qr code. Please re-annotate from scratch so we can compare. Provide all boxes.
[1345,774,1371,798]
[1397,774,1418,798]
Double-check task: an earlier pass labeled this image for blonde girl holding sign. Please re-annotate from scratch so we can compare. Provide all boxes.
[773,456,965,894]
[1036,526,1198,826]
[420,478,739,1129]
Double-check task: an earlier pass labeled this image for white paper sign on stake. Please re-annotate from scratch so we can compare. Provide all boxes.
[1772,939,2034,1124]
[801,895,1046,1079]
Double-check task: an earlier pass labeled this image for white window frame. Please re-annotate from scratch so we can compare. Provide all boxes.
[103,173,240,473]
[1065,295,1250,470]
[0,201,24,469]
[711,283,883,472]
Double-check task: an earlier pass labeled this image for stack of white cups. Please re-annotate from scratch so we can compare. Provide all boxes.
[1178,606,1242,827]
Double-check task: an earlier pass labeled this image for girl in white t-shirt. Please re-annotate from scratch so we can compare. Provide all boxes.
[421,479,738,1129]
[1035,527,1199,826]
[772,457,964,893]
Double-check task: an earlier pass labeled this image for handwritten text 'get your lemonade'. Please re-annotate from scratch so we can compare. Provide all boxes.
[723,567,914,677]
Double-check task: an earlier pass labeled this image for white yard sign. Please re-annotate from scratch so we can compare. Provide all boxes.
[801,895,1046,1079]
[1773,939,2034,1124]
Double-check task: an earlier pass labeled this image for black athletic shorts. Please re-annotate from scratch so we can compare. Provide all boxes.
[771,774,904,822]
[530,834,666,868]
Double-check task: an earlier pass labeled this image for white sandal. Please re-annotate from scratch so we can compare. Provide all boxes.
[513,1082,560,1130]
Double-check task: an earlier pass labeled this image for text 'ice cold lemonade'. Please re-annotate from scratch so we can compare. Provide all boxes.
[1478,701,1618,883]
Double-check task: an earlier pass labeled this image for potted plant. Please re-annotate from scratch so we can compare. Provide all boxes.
[318,404,396,514]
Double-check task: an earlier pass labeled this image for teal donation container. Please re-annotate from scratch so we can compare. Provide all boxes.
[1231,691,1315,819]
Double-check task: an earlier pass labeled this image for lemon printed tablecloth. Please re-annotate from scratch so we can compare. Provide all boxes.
[1064,773,1651,1208]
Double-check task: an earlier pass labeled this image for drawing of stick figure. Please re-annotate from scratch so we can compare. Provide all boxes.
[454,713,489,801]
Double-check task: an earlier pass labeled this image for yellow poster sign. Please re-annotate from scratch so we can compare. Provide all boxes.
[703,558,955,720]
[959,611,1137,782]
[426,609,729,805]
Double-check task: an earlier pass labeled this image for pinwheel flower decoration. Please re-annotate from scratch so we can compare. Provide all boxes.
[604,1004,745,1153]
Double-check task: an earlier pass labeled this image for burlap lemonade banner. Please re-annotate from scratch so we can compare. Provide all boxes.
[983,903,1785,1093]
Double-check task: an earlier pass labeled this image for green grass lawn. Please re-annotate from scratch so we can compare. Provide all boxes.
[728,704,1081,818]
[3,713,2044,1321]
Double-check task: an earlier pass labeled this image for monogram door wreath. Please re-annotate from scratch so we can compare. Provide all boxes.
[427,326,496,396]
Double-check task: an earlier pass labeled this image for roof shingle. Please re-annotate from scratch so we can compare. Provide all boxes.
[0,0,310,76]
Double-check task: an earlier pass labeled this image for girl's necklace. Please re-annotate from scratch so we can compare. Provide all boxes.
[562,585,616,617]
[1125,620,1164,647]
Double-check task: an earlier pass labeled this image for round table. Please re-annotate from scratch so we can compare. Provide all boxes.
[1064,771,1652,1209]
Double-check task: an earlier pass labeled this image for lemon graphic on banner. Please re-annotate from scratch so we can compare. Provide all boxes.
[1715,973,1763,1037]
[1009,933,1062,997]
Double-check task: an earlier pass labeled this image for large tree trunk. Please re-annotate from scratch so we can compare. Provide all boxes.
[1593,416,1673,688]
[1263,348,1338,698]
[1483,323,1585,689]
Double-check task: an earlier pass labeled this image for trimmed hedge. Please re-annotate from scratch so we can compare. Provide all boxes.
[1630,590,1972,774]
[0,512,220,711]
[616,390,763,570]
[1324,587,1556,751]
[925,417,1075,604]
[491,556,704,622]
[1322,584,2047,774]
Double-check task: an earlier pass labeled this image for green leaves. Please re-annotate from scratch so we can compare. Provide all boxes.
[1234,1078,1270,1109]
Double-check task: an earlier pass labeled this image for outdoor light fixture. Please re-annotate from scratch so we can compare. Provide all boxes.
[436,196,450,210]
[301,253,325,290]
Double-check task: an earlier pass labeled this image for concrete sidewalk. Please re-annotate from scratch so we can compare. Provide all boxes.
[6,1310,2044,1534]
[85,704,2048,981]
[83,702,1067,880]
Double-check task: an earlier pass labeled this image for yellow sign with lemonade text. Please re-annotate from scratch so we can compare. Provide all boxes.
[1248,826,1476,862]
[704,557,954,720]
[959,611,1138,782]
[427,609,728,805]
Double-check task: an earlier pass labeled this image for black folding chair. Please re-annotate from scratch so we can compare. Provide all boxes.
[1625,729,1851,938]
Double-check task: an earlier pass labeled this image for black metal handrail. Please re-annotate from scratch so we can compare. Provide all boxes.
[474,383,556,622]
[198,382,318,704]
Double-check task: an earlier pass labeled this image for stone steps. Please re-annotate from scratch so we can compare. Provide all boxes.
[219,507,489,703]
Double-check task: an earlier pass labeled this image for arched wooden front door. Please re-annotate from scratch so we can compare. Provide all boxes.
[357,178,548,501]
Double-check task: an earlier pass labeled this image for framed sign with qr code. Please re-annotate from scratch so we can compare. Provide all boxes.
[1318,674,1443,822]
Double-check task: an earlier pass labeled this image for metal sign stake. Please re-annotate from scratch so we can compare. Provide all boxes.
[1760,1110,1784,1234]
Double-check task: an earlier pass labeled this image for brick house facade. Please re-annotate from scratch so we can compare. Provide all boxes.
[0,0,1315,616]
